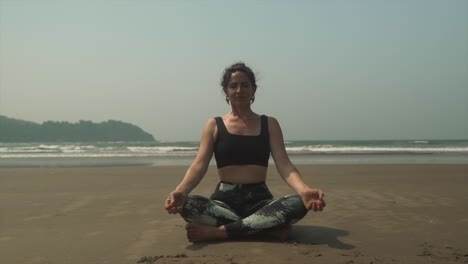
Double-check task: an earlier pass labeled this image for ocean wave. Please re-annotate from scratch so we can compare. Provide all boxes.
[285,146,468,154]
[412,140,429,144]
[1,141,468,159]
[0,152,197,158]
[127,146,198,153]
[0,146,59,153]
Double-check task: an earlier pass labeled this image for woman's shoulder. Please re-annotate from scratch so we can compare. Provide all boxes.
[199,118,218,142]
[259,114,277,121]
[264,115,283,135]
[205,117,218,127]
[199,118,218,133]
[264,115,279,124]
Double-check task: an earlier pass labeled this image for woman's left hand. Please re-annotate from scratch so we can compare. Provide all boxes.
[299,188,326,212]
[165,191,187,214]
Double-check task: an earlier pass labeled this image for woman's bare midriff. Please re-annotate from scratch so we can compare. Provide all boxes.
[217,165,267,184]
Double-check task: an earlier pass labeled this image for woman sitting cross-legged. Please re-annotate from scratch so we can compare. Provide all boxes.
[164,62,326,242]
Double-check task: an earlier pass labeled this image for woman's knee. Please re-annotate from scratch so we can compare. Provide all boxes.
[185,195,210,207]
[279,195,308,219]
[181,195,210,219]
[182,195,239,226]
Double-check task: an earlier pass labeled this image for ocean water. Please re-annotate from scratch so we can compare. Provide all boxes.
[0,140,467,168]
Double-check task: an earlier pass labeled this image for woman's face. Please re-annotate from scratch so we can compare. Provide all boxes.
[224,71,256,104]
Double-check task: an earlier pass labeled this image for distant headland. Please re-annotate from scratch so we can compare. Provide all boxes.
[0,115,156,142]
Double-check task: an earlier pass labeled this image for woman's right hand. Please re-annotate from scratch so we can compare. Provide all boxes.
[299,187,326,212]
[164,191,187,214]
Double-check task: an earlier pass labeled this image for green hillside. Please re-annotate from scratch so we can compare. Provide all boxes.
[0,115,156,142]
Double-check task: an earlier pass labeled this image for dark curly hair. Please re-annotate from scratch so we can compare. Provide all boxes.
[220,62,257,90]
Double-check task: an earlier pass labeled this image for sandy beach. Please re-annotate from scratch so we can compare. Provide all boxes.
[1,164,467,264]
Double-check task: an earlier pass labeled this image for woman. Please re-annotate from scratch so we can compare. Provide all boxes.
[165,62,325,242]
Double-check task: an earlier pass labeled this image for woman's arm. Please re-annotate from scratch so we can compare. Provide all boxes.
[268,117,325,211]
[165,118,216,214]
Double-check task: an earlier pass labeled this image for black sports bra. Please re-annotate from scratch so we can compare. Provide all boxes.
[213,115,270,168]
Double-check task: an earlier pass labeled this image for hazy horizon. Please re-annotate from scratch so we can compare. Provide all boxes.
[1,114,468,142]
[1,0,467,141]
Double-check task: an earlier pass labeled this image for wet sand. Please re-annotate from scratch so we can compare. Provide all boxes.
[1,164,467,264]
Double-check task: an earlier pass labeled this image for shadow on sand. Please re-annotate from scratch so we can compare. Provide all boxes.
[290,225,354,249]
[186,225,354,251]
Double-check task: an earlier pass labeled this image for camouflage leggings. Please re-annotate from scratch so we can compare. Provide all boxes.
[181,181,308,238]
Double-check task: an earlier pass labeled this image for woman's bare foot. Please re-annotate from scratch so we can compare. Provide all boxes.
[185,223,228,242]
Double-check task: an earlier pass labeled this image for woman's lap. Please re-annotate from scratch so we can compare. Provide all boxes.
[181,182,308,237]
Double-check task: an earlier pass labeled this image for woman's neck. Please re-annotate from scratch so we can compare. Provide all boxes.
[229,105,256,119]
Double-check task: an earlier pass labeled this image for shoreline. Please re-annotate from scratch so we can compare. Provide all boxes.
[1,164,467,264]
[1,153,468,168]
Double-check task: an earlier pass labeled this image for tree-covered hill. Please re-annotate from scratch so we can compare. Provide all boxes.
[0,115,156,142]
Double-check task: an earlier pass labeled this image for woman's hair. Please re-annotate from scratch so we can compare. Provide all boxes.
[220,62,257,89]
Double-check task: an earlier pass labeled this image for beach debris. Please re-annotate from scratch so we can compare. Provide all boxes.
[137,254,187,264]
[416,242,468,263]
[417,242,433,257]
[137,255,162,264]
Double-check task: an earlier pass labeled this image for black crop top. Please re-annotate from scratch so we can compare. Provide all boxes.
[213,115,271,168]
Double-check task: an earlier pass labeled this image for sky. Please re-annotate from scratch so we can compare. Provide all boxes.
[1,0,467,141]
